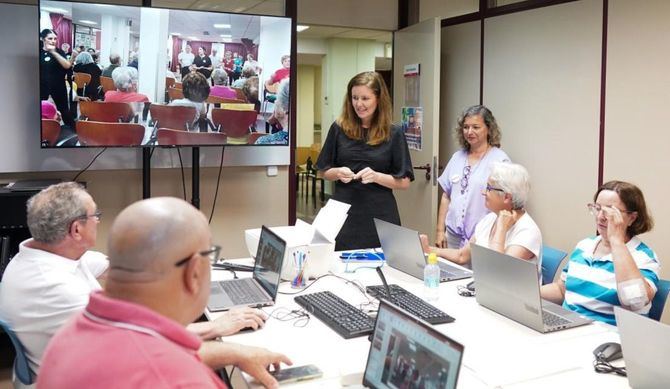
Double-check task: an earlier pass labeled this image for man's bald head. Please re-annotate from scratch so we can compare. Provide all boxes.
[107,197,209,281]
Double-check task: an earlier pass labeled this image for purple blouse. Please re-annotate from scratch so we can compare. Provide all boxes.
[437,147,510,247]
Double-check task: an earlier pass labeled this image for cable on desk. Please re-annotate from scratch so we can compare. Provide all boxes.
[278,272,372,299]
[593,358,627,377]
[264,306,310,327]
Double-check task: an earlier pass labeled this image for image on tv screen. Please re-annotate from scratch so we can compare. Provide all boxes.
[38,0,292,148]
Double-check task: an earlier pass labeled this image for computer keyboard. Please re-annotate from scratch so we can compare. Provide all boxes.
[220,279,267,304]
[542,310,572,327]
[294,291,375,339]
[366,284,455,325]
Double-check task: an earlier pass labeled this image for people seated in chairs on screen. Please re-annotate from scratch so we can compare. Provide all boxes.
[193,46,213,79]
[420,162,542,270]
[264,55,290,93]
[255,79,289,145]
[232,64,258,89]
[210,69,238,100]
[243,53,262,76]
[104,66,149,103]
[242,76,261,113]
[0,183,108,376]
[315,71,414,251]
[39,29,75,127]
[73,52,102,101]
[178,44,195,80]
[41,100,61,122]
[541,181,659,325]
[37,197,292,389]
[169,72,210,127]
[102,53,121,78]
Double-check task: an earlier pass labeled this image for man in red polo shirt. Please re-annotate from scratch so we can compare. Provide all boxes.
[38,197,291,388]
[264,54,290,93]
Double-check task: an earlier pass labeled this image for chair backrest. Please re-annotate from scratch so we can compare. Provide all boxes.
[211,108,256,138]
[165,77,176,90]
[649,279,670,321]
[167,87,184,101]
[540,245,568,285]
[206,95,246,105]
[149,104,196,131]
[247,132,265,144]
[157,128,227,146]
[41,119,61,146]
[231,87,247,101]
[100,76,115,93]
[79,101,135,123]
[174,82,183,90]
[73,72,91,87]
[76,121,145,146]
[0,319,33,385]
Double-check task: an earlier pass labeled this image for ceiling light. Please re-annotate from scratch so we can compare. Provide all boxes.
[79,20,97,25]
[297,25,309,32]
[188,36,198,40]
[171,32,181,36]
[41,7,68,14]
[214,23,231,29]
[220,34,232,38]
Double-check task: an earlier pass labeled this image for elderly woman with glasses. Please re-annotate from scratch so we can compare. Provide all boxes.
[422,161,541,267]
[436,105,510,250]
[541,181,659,325]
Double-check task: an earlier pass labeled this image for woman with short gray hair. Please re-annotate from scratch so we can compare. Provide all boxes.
[422,161,542,269]
[209,68,238,99]
[104,66,149,103]
[73,51,102,100]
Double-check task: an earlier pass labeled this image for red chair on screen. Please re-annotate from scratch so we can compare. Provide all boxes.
[41,119,61,147]
[156,128,227,146]
[149,104,197,131]
[100,76,115,94]
[79,101,136,123]
[211,108,256,138]
[76,121,145,146]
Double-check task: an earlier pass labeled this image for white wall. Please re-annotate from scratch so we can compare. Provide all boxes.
[297,65,315,147]
[420,0,479,21]
[298,0,398,30]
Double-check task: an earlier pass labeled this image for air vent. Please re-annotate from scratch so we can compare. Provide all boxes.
[203,31,210,36]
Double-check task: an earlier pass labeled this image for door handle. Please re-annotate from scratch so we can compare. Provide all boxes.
[413,164,431,181]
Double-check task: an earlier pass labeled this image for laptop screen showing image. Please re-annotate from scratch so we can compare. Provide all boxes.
[363,300,464,389]
[253,226,286,299]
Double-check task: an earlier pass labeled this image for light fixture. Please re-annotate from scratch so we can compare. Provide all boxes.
[79,20,97,25]
[220,34,232,38]
[214,23,231,29]
[171,32,181,36]
[188,36,198,40]
[41,7,68,14]
[297,25,309,32]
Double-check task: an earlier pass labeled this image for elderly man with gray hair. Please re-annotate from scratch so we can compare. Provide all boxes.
[104,66,150,103]
[421,161,542,268]
[38,197,292,388]
[102,53,121,78]
[0,182,108,376]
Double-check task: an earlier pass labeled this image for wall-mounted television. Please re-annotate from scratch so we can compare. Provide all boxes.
[38,0,292,148]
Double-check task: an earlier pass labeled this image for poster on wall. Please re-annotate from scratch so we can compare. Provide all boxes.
[402,107,423,151]
[403,63,420,107]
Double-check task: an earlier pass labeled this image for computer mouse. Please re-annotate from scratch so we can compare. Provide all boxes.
[466,281,475,292]
[593,342,623,362]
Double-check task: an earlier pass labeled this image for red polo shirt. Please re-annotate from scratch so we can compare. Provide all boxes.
[37,291,226,389]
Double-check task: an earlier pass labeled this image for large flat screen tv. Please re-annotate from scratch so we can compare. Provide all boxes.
[38,0,292,148]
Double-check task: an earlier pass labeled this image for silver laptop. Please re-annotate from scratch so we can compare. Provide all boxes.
[207,226,286,312]
[363,300,464,389]
[615,306,670,388]
[470,244,591,333]
[373,218,472,282]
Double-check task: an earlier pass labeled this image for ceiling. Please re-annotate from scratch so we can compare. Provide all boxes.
[298,25,392,43]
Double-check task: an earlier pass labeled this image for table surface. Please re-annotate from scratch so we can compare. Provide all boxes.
[208,255,630,389]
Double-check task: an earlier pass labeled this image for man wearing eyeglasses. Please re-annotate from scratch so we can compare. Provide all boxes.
[0,182,107,376]
[38,197,292,388]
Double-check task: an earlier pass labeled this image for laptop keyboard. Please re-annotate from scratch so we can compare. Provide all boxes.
[542,310,572,327]
[221,279,267,305]
[294,291,374,339]
[366,285,455,325]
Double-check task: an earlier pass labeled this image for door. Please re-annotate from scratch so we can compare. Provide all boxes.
[393,18,441,241]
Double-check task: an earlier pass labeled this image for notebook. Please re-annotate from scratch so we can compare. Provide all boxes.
[615,306,670,388]
[207,225,286,312]
[363,300,464,389]
[470,244,591,333]
[373,218,472,282]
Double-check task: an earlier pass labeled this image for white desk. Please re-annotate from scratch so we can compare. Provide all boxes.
[209,257,630,388]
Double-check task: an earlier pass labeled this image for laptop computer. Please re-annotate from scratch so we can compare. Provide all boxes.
[615,306,670,388]
[363,300,464,389]
[373,218,472,282]
[470,244,592,333]
[207,225,286,312]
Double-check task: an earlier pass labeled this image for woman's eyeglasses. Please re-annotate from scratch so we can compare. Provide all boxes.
[485,184,505,194]
[587,203,634,216]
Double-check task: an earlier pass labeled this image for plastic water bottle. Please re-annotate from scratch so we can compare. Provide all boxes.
[424,253,440,302]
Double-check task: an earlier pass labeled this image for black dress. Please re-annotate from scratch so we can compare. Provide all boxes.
[40,48,75,127]
[316,122,414,250]
[193,55,212,79]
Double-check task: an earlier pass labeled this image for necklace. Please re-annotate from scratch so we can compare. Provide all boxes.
[461,145,491,195]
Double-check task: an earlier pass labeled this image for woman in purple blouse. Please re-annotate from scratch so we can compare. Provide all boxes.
[435,105,510,249]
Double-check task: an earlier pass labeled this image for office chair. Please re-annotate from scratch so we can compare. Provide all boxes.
[41,119,61,147]
[211,108,256,138]
[76,121,145,146]
[149,104,197,132]
[156,128,226,146]
[79,101,136,123]
[100,76,115,94]
[541,245,568,285]
[0,319,33,385]
[649,279,670,321]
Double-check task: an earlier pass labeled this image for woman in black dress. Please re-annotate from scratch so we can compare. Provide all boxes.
[39,29,74,127]
[316,71,414,250]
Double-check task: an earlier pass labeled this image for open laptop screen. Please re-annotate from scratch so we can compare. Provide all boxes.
[363,300,464,389]
[253,226,286,298]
